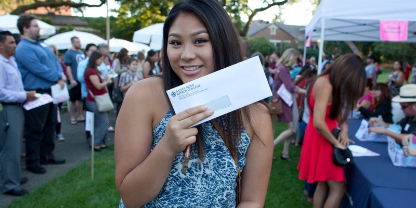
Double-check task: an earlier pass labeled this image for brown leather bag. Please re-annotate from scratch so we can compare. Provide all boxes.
[269,69,283,115]
[210,119,241,206]
[268,96,283,115]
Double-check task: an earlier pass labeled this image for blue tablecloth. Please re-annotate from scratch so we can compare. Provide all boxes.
[370,188,416,208]
[341,119,416,208]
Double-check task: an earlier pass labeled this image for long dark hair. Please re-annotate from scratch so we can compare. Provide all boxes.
[373,83,392,108]
[145,50,157,69]
[162,0,260,159]
[294,66,317,85]
[307,53,366,123]
[84,51,103,77]
[116,48,129,64]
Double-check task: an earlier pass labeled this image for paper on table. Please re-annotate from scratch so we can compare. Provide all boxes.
[276,84,293,107]
[355,119,369,140]
[23,94,54,110]
[51,83,69,104]
[348,145,380,157]
[166,57,272,127]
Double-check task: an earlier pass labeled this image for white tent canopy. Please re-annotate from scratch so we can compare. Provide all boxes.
[133,23,163,50]
[304,0,416,72]
[109,38,150,54]
[0,13,56,38]
[44,30,105,50]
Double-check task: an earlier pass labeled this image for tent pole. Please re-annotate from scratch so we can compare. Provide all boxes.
[317,18,325,75]
[303,39,307,66]
[106,0,110,45]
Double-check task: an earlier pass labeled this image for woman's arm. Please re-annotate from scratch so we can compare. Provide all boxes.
[115,79,214,207]
[359,101,392,123]
[89,75,109,90]
[238,103,274,208]
[313,77,346,149]
[143,61,151,79]
[359,100,372,109]
[393,71,405,86]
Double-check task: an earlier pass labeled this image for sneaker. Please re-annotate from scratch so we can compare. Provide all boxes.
[56,133,65,141]
[108,126,115,132]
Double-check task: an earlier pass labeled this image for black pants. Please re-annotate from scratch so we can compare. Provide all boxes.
[24,101,56,166]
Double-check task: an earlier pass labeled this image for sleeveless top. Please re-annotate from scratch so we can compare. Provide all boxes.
[387,72,401,97]
[119,109,251,208]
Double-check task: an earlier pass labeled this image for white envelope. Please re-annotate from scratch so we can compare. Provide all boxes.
[51,83,69,104]
[167,57,272,127]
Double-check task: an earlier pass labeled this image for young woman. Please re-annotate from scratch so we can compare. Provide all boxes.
[115,0,273,207]
[387,61,405,97]
[272,48,306,160]
[143,50,160,78]
[358,83,393,124]
[357,78,374,111]
[298,54,366,208]
[84,51,112,151]
[113,48,129,75]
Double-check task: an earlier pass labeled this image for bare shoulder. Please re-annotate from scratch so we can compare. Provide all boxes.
[123,77,171,128]
[314,76,332,92]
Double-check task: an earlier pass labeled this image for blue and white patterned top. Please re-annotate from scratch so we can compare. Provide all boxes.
[119,109,251,208]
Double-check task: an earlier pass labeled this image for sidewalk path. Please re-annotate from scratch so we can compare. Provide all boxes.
[0,110,117,208]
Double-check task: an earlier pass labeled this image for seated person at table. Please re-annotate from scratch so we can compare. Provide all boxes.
[402,134,416,156]
[358,83,393,123]
[357,78,374,111]
[369,84,416,143]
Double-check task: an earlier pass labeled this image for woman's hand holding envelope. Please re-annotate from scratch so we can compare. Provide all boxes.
[160,105,214,155]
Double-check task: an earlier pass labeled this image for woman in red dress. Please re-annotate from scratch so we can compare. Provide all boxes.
[298,54,366,208]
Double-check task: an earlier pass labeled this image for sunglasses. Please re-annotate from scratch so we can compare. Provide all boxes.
[401,103,413,110]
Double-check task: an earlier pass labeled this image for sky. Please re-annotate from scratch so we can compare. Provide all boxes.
[72,0,314,26]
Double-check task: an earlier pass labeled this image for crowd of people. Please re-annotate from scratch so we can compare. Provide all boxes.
[0,13,163,197]
[1,0,416,207]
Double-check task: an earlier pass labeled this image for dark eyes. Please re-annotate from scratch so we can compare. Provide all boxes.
[195,39,208,44]
[168,39,209,46]
[169,40,181,46]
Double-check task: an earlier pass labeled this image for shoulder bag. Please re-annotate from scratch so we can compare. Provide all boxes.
[268,70,283,115]
[88,90,114,112]
[211,119,241,206]
[331,128,354,166]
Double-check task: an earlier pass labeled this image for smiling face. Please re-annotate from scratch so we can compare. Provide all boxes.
[167,12,214,84]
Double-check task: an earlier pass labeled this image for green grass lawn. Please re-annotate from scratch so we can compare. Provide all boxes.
[8,121,310,208]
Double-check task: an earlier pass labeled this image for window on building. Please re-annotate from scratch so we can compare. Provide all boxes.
[269,25,277,36]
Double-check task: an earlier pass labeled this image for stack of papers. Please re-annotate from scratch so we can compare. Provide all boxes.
[348,145,380,157]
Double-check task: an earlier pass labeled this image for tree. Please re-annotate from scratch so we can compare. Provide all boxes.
[1,0,107,15]
[248,36,277,56]
[114,0,292,36]
[83,16,140,41]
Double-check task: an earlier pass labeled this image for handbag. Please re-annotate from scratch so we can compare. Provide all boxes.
[88,90,114,112]
[268,96,283,115]
[211,119,241,206]
[331,128,354,166]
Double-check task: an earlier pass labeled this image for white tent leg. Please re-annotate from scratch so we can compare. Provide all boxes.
[317,18,326,75]
[303,40,307,66]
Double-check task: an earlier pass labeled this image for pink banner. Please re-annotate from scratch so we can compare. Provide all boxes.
[380,20,408,41]
[306,32,312,47]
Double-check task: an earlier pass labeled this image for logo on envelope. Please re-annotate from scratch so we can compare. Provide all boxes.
[171,91,176,97]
